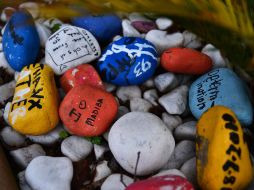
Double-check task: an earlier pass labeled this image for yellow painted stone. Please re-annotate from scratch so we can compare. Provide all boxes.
[8,63,59,135]
[196,106,253,190]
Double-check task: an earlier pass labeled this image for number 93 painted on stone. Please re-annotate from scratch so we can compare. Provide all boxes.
[8,63,59,135]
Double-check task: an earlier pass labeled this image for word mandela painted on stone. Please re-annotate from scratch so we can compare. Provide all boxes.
[45,25,101,75]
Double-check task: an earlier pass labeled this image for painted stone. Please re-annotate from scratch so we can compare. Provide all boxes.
[60,64,104,93]
[3,10,40,71]
[97,37,158,85]
[72,15,122,43]
[196,106,253,190]
[8,63,59,135]
[45,25,101,75]
[126,175,194,190]
[189,68,253,126]
[161,48,213,74]
[59,85,118,137]
[131,21,157,33]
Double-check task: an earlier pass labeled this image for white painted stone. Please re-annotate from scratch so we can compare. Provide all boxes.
[1,126,26,147]
[154,72,178,93]
[162,112,182,131]
[18,171,32,190]
[180,157,197,188]
[143,89,158,106]
[3,102,11,125]
[35,22,52,47]
[153,169,186,178]
[174,121,196,141]
[27,125,65,145]
[130,98,153,112]
[182,30,202,49]
[0,52,15,74]
[94,144,108,160]
[116,86,141,103]
[104,82,116,93]
[163,140,195,170]
[159,85,188,115]
[109,112,175,176]
[10,144,46,168]
[25,156,73,190]
[122,19,141,37]
[116,106,130,119]
[93,161,112,182]
[202,44,228,68]
[0,80,16,104]
[128,12,151,22]
[101,173,134,190]
[146,30,183,54]
[19,2,40,19]
[61,136,93,162]
[45,25,101,75]
[155,17,173,30]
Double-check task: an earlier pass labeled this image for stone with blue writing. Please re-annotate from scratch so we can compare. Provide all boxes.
[189,68,253,126]
[45,25,101,75]
[72,15,122,43]
[97,37,158,86]
[2,10,40,71]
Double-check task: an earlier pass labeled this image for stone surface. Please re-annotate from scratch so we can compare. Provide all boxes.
[101,174,134,190]
[61,136,93,162]
[180,157,197,188]
[143,89,159,106]
[59,85,118,136]
[1,7,16,22]
[0,52,15,74]
[159,85,188,115]
[155,17,173,30]
[93,160,112,182]
[196,106,253,190]
[45,25,101,75]
[25,156,73,190]
[0,126,26,147]
[161,48,213,74]
[18,171,32,190]
[0,80,16,104]
[10,144,46,168]
[122,19,141,37]
[35,21,51,47]
[116,85,141,103]
[3,10,40,71]
[19,2,40,19]
[154,72,178,93]
[131,21,157,33]
[97,37,158,85]
[8,64,59,135]
[162,112,182,131]
[189,68,253,126]
[130,98,153,112]
[174,121,196,141]
[3,102,11,125]
[182,30,202,49]
[94,144,108,160]
[109,112,175,176]
[153,169,186,178]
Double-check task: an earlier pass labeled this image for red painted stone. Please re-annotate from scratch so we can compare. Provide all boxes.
[60,64,104,93]
[126,175,194,190]
[59,85,118,137]
[161,48,213,74]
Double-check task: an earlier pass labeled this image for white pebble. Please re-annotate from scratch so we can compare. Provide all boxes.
[162,112,182,131]
[1,126,26,147]
[18,171,32,190]
[143,89,159,106]
[104,82,116,93]
[0,80,16,104]
[3,102,11,125]
[94,144,108,160]
[122,19,141,37]
[159,85,188,115]
[180,157,197,188]
[116,106,130,119]
[182,30,202,49]
[154,72,178,93]
[61,136,93,162]
[116,86,141,103]
[93,161,112,182]
[155,17,173,30]
[153,169,186,178]
[0,52,15,74]
[19,2,39,19]
[43,18,63,29]
[142,78,155,88]
[130,98,153,112]
[0,7,15,22]
[128,12,151,22]
[101,174,134,190]
[174,121,196,141]
[35,22,52,47]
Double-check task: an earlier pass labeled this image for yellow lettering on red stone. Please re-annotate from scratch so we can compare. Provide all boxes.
[196,106,253,190]
[8,63,59,135]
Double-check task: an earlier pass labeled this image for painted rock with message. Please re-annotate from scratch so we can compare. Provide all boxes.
[161,48,213,74]
[8,64,59,135]
[97,37,158,85]
[60,64,104,93]
[196,106,253,190]
[3,10,40,71]
[189,68,253,126]
[45,25,101,75]
[126,175,194,190]
[59,85,118,136]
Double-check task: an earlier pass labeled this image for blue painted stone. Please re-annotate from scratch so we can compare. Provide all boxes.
[3,10,40,71]
[72,15,122,43]
[97,37,158,85]
[189,68,253,126]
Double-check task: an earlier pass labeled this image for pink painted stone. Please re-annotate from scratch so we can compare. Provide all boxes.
[126,175,194,190]
[131,21,157,33]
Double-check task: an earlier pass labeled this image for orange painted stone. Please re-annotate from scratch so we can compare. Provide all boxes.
[60,64,104,93]
[161,48,213,74]
[59,85,118,136]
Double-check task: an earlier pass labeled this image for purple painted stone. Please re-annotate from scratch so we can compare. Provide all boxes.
[131,21,157,33]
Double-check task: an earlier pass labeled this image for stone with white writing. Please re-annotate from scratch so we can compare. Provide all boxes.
[97,37,158,85]
[8,64,59,135]
[3,10,40,71]
[25,156,73,190]
[101,174,134,190]
[45,25,101,75]
[189,68,253,126]
[10,144,46,168]
[59,85,118,137]
[0,126,26,147]
[109,112,175,176]
[196,106,253,190]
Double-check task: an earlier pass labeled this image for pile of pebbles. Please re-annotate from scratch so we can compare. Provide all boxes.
[0,2,253,190]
